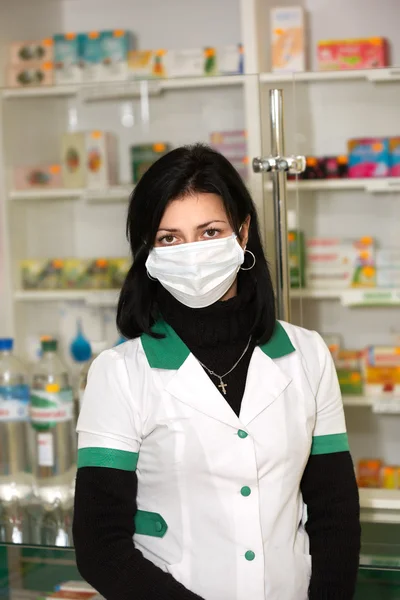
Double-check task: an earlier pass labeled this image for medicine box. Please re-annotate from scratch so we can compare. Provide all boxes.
[348,138,390,178]
[376,248,400,267]
[61,132,87,188]
[7,62,53,87]
[99,30,132,81]
[218,44,244,75]
[270,6,306,73]
[317,38,389,71]
[130,143,171,183]
[364,366,400,396]
[166,48,217,78]
[53,33,85,84]
[389,137,400,177]
[109,258,131,289]
[81,32,102,82]
[128,50,167,79]
[13,164,63,190]
[61,131,118,189]
[85,131,118,189]
[10,39,54,65]
[62,258,110,290]
[377,268,400,288]
[21,259,64,290]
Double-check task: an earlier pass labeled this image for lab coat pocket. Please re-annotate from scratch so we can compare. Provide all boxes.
[265,551,311,600]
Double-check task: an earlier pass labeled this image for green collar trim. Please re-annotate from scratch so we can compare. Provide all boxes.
[141,320,295,370]
[259,321,296,359]
[141,320,190,370]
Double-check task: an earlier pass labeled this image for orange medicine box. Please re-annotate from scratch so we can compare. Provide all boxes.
[357,459,382,488]
[364,366,400,396]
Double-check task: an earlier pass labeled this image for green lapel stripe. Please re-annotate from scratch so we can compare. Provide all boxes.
[141,320,190,369]
[77,447,139,471]
[311,433,349,456]
[259,321,296,359]
[134,510,168,538]
[142,319,295,370]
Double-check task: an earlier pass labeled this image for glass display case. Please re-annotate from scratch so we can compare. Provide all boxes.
[1,0,400,598]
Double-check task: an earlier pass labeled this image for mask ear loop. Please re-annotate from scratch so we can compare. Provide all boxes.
[147,270,157,281]
[240,250,256,271]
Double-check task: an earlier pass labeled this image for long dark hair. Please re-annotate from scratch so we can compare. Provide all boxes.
[117,144,276,343]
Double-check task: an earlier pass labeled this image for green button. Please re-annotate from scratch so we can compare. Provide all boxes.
[238,430,248,439]
[241,486,251,497]
[155,522,163,533]
[245,551,255,561]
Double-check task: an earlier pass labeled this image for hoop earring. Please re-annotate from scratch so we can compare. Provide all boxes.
[146,270,157,281]
[240,250,256,271]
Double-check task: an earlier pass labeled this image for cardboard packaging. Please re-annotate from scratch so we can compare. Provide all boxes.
[62,258,110,290]
[317,38,389,71]
[218,44,244,75]
[61,131,118,189]
[209,130,248,180]
[13,165,62,190]
[109,258,131,289]
[81,32,102,82]
[7,62,53,87]
[130,143,170,183]
[128,50,166,79]
[99,30,132,82]
[271,6,306,73]
[357,459,382,488]
[389,137,400,177]
[20,259,64,290]
[348,138,390,178]
[85,131,118,189]
[10,39,54,65]
[166,48,217,78]
[53,33,85,84]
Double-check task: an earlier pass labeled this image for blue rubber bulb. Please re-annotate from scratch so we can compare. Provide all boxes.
[70,319,92,363]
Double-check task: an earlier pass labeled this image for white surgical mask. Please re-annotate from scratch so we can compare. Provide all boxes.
[146,233,245,309]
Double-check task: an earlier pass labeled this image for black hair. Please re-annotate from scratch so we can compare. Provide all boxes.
[117,144,276,343]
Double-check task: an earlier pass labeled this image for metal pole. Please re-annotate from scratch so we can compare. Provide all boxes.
[269,89,291,322]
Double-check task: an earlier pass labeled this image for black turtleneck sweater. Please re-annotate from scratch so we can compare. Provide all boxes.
[73,279,360,600]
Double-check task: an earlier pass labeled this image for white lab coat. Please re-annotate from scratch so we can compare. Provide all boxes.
[77,319,349,600]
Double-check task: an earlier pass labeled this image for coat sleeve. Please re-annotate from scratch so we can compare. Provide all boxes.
[300,332,361,599]
[74,349,204,600]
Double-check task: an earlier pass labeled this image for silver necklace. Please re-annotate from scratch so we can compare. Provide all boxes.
[197,336,252,396]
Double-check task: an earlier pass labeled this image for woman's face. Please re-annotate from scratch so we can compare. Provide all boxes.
[155,192,250,248]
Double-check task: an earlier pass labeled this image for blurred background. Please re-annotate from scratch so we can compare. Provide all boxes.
[1,0,400,598]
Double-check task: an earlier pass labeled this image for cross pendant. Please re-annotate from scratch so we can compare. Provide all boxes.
[218,380,227,395]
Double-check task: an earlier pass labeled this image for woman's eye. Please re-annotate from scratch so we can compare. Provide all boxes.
[160,235,177,245]
[204,228,220,238]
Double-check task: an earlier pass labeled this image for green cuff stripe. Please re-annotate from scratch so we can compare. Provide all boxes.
[78,447,139,471]
[311,433,349,456]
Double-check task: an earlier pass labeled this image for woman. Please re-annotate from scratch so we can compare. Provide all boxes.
[73,144,360,600]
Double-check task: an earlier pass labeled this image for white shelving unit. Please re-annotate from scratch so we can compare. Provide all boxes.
[291,288,400,306]
[360,489,400,524]
[0,0,400,533]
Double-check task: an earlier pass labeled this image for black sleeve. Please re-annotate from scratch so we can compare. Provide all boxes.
[73,467,204,600]
[300,451,361,600]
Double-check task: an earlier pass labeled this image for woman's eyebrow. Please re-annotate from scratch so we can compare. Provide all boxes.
[157,220,227,233]
[196,220,227,229]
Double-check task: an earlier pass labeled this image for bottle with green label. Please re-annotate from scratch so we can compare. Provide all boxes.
[0,338,34,543]
[30,339,75,546]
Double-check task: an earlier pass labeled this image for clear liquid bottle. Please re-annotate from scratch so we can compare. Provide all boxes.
[30,339,76,546]
[0,338,34,543]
